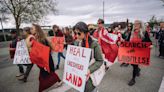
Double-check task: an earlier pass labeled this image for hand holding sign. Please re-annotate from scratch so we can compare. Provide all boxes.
[86,69,90,81]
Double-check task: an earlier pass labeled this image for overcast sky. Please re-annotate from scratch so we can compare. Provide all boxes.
[1,0,164,28]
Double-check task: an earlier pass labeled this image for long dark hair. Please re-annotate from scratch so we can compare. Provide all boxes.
[32,24,53,50]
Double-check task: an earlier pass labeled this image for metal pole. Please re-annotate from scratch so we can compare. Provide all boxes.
[0,17,7,41]
[103,0,105,20]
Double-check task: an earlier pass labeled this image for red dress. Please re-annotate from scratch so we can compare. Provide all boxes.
[93,28,118,63]
[30,39,61,92]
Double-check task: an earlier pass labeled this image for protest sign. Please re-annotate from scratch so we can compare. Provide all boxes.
[118,42,151,66]
[13,40,31,64]
[63,45,91,92]
[51,37,64,52]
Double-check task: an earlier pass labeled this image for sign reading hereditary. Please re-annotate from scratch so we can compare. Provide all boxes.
[13,40,31,64]
[51,37,65,52]
[118,41,151,66]
[63,45,91,92]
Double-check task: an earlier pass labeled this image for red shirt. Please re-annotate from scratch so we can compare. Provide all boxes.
[55,30,63,37]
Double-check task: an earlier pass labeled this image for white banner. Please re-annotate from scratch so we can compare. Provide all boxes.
[13,40,31,64]
[63,45,91,92]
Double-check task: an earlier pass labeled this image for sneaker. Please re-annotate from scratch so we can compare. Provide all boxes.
[57,81,63,87]
[16,73,24,77]
[128,79,136,86]
[105,66,110,72]
[18,77,27,82]
[53,81,63,88]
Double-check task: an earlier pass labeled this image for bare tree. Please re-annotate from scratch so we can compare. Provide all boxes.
[160,0,164,6]
[0,0,57,35]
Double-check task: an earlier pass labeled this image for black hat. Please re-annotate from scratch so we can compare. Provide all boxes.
[74,22,89,33]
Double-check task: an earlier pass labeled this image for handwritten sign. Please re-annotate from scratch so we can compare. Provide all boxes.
[118,42,151,66]
[51,37,65,52]
[13,40,31,64]
[63,45,91,92]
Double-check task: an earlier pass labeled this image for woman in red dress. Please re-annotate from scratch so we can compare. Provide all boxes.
[128,20,152,86]
[30,24,62,92]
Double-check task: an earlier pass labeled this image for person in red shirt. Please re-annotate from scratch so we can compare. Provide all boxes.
[127,20,152,86]
[145,22,151,36]
[63,27,74,49]
[113,26,122,46]
[52,25,65,69]
[93,19,118,70]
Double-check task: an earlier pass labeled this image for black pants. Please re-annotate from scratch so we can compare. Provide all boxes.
[23,64,34,79]
[159,45,164,56]
[131,64,139,80]
[17,64,24,74]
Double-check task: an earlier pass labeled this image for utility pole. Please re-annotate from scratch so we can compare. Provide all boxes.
[0,7,7,41]
[103,0,105,20]
[0,15,7,41]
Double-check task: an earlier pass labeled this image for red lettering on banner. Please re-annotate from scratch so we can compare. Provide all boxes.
[77,76,82,87]
[118,42,151,66]
[69,47,86,58]
[66,72,82,87]
[67,61,84,70]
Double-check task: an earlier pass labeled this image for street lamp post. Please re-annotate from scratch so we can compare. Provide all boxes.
[0,16,7,41]
[103,0,105,20]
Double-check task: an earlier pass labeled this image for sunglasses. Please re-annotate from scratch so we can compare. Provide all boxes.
[75,32,81,36]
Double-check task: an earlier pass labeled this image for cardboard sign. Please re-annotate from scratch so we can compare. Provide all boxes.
[63,45,91,92]
[107,33,118,43]
[13,40,31,64]
[118,42,151,66]
[51,37,65,52]
[30,40,50,72]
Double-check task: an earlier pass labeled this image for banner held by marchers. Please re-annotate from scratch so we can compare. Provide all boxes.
[118,41,151,66]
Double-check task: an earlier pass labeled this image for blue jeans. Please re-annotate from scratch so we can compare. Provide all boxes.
[57,52,65,66]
